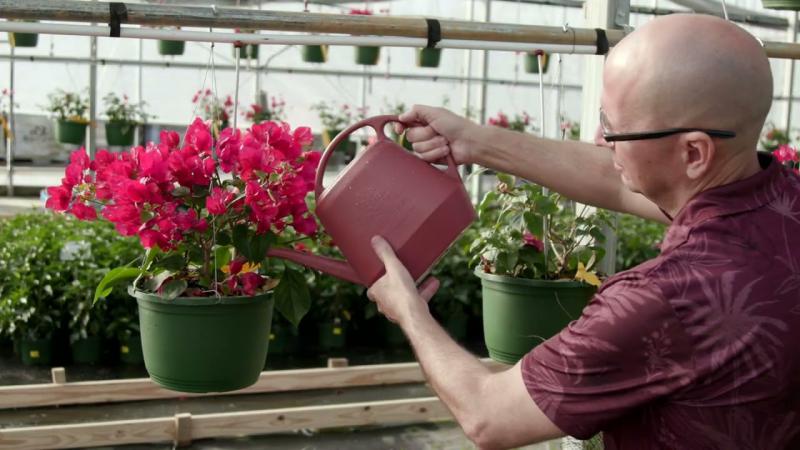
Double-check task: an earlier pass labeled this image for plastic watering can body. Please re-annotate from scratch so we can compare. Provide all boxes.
[267,115,477,287]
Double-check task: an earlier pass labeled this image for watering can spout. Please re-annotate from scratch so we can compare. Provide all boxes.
[267,247,362,285]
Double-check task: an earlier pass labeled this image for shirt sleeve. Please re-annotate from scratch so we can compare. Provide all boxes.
[520,273,696,439]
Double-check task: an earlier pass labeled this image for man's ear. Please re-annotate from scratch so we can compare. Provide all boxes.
[681,132,715,180]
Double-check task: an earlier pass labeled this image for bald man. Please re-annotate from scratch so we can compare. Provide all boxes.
[365,14,800,449]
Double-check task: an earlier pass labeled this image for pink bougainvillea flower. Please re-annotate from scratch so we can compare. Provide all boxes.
[774,144,799,164]
[240,272,266,296]
[45,185,71,211]
[523,230,545,252]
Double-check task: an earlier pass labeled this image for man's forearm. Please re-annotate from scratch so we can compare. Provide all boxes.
[402,305,492,437]
[468,125,668,223]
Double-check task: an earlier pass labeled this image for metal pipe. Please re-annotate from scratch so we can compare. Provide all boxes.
[0,0,618,46]
[88,31,97,157]
[0,22,598,54]
[6,41,14,196]
[0,53,584,91]
[785,12,798,133]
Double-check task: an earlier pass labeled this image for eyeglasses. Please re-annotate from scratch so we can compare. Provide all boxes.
[599,109,736,143]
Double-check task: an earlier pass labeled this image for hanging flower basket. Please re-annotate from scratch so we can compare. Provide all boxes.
[234,44,260,59]
[417,48,442,68]
[105,122,136,146]
[55,120,87,145]
[158,40,185,56]
[476,270,594,364]
[762,0,800,9]
[524,52,550,74]
[302,45,328,63]
[355,46,380,65]
[133,289,274,393]
[9,32,38,48]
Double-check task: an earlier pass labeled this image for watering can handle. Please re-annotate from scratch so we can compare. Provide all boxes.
[314,114,461,199]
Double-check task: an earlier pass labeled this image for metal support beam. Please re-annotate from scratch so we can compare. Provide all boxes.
[5,42,14,196]
[785,12,798,134]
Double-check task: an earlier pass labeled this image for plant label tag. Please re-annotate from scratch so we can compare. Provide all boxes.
[269,334,275,341]
[333,327,342,335]
[121,346,129,354]
[29,350,39,358]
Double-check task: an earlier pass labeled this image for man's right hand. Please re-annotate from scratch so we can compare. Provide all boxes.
[397,105,479,165]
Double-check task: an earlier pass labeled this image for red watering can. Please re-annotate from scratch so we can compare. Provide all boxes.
[267,115,476,287]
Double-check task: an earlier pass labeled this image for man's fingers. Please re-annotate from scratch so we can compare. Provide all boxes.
[418,276,440,302]
[405,125,438,143]
[398,104,434,125]
[415,146,450,163]
[411,136,448,153]
[371,235,401,267]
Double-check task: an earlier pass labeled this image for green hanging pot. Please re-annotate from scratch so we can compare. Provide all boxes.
[762,0,800,9]
[20,338,53,366]
[355,46,380,65]
[318,318,346,351]
[105,122,136,147]
[302,45,328,63]
[158,40,185,56]
[417,48,442,68]
[132,289,274,393]
[55,120,87,145]
[10,32,38,48]
[119,334,144,365]
[524,52,550,74]
[476,269,594,365]
[234,44,260,59]
[71,336,104,365]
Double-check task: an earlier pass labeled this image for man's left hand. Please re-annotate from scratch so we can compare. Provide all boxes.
[367,236,440,327]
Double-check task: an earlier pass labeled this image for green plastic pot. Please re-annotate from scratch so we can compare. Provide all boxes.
[132,289,274,393]
[158,40,185,56]
[234,44,260,59]
[476,269,594,365]
[762,0,800,9]
[268,321,300,356]
[355,46,380,65]
[119,334,144,365]
[105,122,136,146]
[417,48,442,68]
[524,52,550,74]
[302,45,328,63]
[10,32,38,48]
[322,129,356,162]
[318,319,346,351]
[20,338,53,366]
[55,120,87,145]
[71,336,104,365]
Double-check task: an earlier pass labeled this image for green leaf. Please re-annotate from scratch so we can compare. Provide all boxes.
[478,191,498,215]
[251,232,275,264]
[274,267,311,327]
[161,279,187,300]
[523,211,544,237]
[496,173,515,186]
[141,270,174,292]
[215,231,232,246]
[94,267,142,304]
[158,253,184,271]
[232,224,251,261]
[214,245,233,270]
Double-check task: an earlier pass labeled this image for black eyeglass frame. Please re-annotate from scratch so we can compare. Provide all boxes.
[602,128,737,143]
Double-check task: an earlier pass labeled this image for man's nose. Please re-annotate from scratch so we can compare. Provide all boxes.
[594,124,613,149]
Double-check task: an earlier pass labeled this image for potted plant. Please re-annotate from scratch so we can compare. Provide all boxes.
[772,142,800,174]
[488,111,538,134]
[312,100,360,163]
[760,124,791,152]
[615,213,666,272]
[560,119,581,141]
[158,27,185,56]
[472,174,613,364]
[762,0,800,10]
[233,29,260,60]
[192,89,233,136]
[302,44,328,63]
[350,9,381,65]
[8,20,39,48]
[417,47,442,68]
[46,89,89,145]
[46,117,321,392]
[524,51,549,74]
[243,96,286,124]
[103,93,151,147]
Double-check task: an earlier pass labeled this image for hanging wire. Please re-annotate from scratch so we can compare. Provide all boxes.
[720,0,729,21]
[537,50,550,267]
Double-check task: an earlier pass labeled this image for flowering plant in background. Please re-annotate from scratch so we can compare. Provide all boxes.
[103,93,151,126]
[488,111,538,134]
[760,125,791,152]
[471,173,613,286]
[244,96,286,123]
[0,88,17,138]
[192,89,234,133]
[45,118,321,326]
[46,89,90,124]
[348,8,373,15]
[312,101,367,131]
[773,143,800,173]
[560,119,581,141]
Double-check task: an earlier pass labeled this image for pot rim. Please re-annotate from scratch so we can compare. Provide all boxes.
[129,287,272,306]
[473,267,593,288]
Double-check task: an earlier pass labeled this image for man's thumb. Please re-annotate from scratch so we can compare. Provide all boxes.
[418,276,440,302]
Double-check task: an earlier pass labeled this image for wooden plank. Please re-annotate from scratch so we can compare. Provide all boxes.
[50,368,66,384]
[0,397,450,450]
[173,413,192,447]
[0,417,173,450]
[0,360,504,410]
[191,397,450,440]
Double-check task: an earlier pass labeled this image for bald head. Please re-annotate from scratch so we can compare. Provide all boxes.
[603,14,773,153]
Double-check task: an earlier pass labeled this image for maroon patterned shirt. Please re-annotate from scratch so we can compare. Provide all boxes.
[522,153,800,449]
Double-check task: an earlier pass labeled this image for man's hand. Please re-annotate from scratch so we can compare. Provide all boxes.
[366,236,440,327]
[396,105,481,166]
